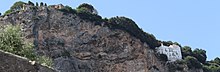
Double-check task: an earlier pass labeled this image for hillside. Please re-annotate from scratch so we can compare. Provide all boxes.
[0,1,219,72]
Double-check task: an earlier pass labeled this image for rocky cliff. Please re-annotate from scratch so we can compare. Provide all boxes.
[0,50,55,72]
[0,2,203,72]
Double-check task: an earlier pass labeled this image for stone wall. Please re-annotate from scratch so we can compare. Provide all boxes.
[0,50,56,72]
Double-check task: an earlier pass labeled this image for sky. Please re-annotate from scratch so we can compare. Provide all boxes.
[0,0,219,60]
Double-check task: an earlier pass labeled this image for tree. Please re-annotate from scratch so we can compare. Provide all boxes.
[4,1,25,15]
[214,57,220,65]
[184,56,202,69]
[44,3,47,6]
[28,1,34,6]
[203,65,212,72]
[77,3,95,14]
[108,17,159,49]
[36,2,39,6]
[77,3,94,10]
[77,7,90,14]
[4,10,12,15]
[181,46,193,59]
[193,48,207,64]
[161,41,173,46]
[59,6,76,14]
[0,25,54,67]
[10,1,26,10]
[0,25,36,60]
[203,64,220,72]
[0,13,1,16]
[173,42,181,47]
[40,2,44,6]
[160,41,181,47]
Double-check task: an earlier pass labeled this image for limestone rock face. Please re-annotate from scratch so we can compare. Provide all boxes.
[0,5,203,72]
[0,50,55,72]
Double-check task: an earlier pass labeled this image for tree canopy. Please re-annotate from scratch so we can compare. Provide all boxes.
[214,57,220,65]
[182,46,193,59]
[28,1,34,6]
[192,48,207,63]
[77,3,94,11]
[10,1,26,10]
[184,56,202,69]
[108,17,159,48]
[77,3,95,14]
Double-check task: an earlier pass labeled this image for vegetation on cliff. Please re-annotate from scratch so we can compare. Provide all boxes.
[167,43,220,71]
[0,25,52,67]
[0,25,35,60]
[162,41,220,71]
[1,1,220,72]
[106,17,160,48]
[58,3,160,49]
[4,1,26,15]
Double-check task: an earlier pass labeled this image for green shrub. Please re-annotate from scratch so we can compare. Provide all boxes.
[59,3,101,24]
[76,4,101,22]
[10,1,26,10]
[167,60,185,72]
[77,7,90,14]
[214,57,220,65]
[184,56,202,69]
[77,12,102,23]
[203,58,220,72]
[4,1,26,15]
[192,48,207,64]
[181,46,193,59]
[59,6,76,14]
[160,41,181,47]
[77,3,94,13]
[0,25,36,60]
[203,64,220,72]
[4,10,13,15]
[203,65,211,72]
[0,25,53,67]
[181,47,207,64]
[161,41,173,46]
[77,3,94,10]
[36,56,53,67]
[107,17,159,48]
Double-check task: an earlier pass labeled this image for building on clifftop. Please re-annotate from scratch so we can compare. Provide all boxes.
[48,4,64,9]
[156,43,182,61]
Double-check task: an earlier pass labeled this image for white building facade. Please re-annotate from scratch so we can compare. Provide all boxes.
[156,43,182,61]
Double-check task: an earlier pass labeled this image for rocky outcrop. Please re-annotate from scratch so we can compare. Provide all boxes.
[0,50,55,72]
[0,4,203,72]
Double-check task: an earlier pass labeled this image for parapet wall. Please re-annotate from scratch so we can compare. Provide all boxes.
[0,50,55,72]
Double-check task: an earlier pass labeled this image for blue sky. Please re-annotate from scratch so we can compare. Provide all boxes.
[0,0,219,60]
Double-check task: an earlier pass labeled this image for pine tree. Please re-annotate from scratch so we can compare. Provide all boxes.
[40,2,43,6]
[36,2,39,6]
[45,3,47,6]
